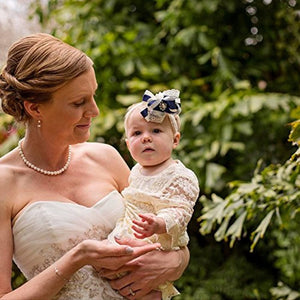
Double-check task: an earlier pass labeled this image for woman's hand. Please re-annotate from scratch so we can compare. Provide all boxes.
[99,238,189,299]
[77,239,161,272]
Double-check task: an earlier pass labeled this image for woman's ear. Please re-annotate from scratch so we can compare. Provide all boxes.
[23,101,41,120]
[173,132,181,149]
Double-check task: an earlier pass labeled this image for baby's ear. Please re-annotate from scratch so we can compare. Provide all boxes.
[173,132,181,148]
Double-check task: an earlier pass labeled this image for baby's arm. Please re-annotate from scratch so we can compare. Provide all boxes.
[154,173,199,244]
[132,171,199,241]
[132,213,166,239]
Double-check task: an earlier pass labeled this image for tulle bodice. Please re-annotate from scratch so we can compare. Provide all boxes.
[13,190,125,300]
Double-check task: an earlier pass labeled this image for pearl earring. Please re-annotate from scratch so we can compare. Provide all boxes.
[37,120,41,128]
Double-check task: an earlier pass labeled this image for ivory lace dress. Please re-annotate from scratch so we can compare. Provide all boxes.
[13,190,126,300]
[108,160,200,300]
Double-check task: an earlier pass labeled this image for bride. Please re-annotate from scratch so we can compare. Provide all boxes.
[0,33,189,300]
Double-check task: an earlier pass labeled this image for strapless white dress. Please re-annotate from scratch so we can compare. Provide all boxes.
[13,190,125,300]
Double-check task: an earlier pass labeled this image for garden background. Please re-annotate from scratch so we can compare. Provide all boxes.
[1,0,300,299]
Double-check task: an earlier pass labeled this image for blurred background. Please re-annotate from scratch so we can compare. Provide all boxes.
[0,0,40,65]
[1,0,300,299]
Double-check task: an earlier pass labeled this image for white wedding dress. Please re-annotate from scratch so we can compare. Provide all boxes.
[13,190,125,300]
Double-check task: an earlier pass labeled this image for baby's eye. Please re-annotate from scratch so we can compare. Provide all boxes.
[153,128,161,133]
[133,131,141,136]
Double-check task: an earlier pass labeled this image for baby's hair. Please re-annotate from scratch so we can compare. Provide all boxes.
[124,101,181,137]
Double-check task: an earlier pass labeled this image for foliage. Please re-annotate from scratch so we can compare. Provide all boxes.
[29,0,300,194]
[11,264,26,290]
[0,114,23,156]
[176,91,300,194]
[174,237,273,300]
[199,157,300,251]
[1,0,300,298]
[199,108,300,298]
[30,0,300,96]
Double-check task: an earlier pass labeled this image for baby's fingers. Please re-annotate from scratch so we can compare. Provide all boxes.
[132,225,153,239]
[132,219,147,229]
[133,232,148,239]
[138,213,155,223]
[132,224,146,234]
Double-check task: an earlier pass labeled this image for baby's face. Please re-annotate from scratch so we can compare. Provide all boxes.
[125,108,180,168]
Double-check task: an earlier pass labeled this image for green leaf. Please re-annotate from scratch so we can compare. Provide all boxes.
[119,60,135,76]
[205,162,226,189]
[250,210,275,252]
[198,198,228,224]
[248,95,264,113]
[116,95,140,106]
[226,211,247,248]
[214,216,230,242]
[289,120,300,146]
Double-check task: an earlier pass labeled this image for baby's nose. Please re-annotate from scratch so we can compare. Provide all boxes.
[142,135,152,143]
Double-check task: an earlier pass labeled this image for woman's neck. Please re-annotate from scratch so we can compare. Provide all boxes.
[20,133,71,172]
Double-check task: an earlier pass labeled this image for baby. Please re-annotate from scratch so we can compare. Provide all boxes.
[108,89,199,299]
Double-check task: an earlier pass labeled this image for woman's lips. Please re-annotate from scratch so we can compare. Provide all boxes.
[76,123,91,129]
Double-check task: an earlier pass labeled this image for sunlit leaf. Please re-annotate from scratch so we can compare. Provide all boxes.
[226,211,247,248]
[250,210,274,252]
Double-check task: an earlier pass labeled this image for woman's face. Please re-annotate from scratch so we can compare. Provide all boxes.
[38,67,99,145]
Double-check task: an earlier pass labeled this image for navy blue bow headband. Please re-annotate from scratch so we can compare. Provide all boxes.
[140,89,181,124]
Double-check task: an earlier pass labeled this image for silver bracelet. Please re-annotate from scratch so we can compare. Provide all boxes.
[54,266,69,282]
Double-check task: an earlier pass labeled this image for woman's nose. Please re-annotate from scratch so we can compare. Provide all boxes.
[85,99,99,118]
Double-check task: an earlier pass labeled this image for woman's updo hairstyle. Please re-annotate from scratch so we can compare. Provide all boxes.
[0,33,93,122]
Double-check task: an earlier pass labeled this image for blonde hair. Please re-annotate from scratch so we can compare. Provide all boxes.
[0,33,93,122]
[124,102,181,136]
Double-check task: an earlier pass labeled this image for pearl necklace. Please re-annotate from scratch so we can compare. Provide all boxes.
[18,139,71,176]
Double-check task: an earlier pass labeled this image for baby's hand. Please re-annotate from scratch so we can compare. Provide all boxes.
[132,213,166,239]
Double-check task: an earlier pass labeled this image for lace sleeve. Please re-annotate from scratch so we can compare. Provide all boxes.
[156,174,199,247]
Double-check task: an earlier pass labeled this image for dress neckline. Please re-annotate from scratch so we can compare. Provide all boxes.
[12,190,120,227]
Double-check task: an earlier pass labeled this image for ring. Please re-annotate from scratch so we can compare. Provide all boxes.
[129,288,136,296]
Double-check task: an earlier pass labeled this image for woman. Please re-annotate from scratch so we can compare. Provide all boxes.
[0,33,189,300]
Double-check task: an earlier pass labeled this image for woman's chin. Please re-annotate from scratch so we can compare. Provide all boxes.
[74,132,91,143]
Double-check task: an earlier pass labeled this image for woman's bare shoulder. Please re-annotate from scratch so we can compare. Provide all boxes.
[75,141,124,160]
[0,171,13,212]
[75,142,130,190]
[0,149,19,176]
[0,149,22,201]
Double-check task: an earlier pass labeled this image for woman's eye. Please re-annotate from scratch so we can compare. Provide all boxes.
[73,101,85,107]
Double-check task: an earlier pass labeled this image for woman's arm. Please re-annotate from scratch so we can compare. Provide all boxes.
[0,237,160,300]
[0,168,77,300]
[100,238,190,299]
[1,244,82,300]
